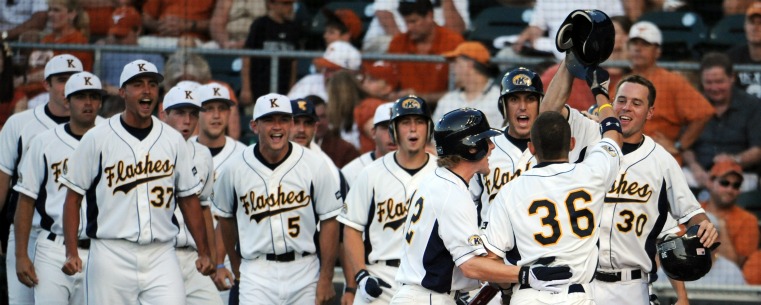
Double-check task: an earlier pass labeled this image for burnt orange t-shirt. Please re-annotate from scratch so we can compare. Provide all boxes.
[388,26,464,95]
[700,202,760,260]
[540,64,623,112]
[42,31,93,72]
[354,97,386,153]
[142,0,214,40]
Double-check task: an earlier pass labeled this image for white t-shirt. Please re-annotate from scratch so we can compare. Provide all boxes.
[432,80,502,128]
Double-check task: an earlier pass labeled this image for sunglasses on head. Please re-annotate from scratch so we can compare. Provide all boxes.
[718,179,741,190]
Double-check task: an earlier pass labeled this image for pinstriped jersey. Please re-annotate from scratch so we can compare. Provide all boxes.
[60,115,203,244]
[483,138,622,285]
[341,152,375,184]
[13,125,87,239]
[0,107,37,176]
[598,135,704,273]
[211,143,342,259]
[189,135,247,180]
[338,152,437,264]
[174,140,214,248]
[395,167,486,293]
[473,107,601,221]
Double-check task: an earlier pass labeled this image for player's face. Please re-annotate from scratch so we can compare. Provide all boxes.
[199,101,231,140]
[251,113,293,152]
[710,174,742,208]
[627,39,660,70]
[372,123,397,156]
[503,92,539,139]
[67,91,102,126]
[613,82,653,142]
[46,73,73,110]
[746,16,761,44]
[701,66,733,104]
[475,139,495,175]
[164,106,200,140]
[290,116,316,147]
[394,115,428,154]
[120,76,160,124]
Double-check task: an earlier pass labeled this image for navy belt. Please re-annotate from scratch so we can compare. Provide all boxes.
[519,283,585,293]
[379,259,401,267]
[265,251,311,262]
[594,270,642,282]
[47,232,90,249]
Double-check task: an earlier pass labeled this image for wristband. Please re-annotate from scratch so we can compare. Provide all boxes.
[595,103,612,115]
[216,264,226,269]
[344,286,356,294]
[599,117,622,135]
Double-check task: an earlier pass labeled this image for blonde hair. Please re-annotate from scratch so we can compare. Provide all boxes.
[326,70,362,134]
[164,51,212,88]
[48,0,90,39]
[436,155,464,168]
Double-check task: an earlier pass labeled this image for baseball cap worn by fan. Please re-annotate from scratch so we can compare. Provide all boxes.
[628,21,662,45]
[119,59,164,88]
[442,41,491,66]
[109,6,141,37]
[65,71,105,98]
[163,82,204,112]
[363,60,399,89]
[323,8,362,41]
[195,82,235,106]
[710,160,744,181]
[373,102,394,126]
[253,93,293,120]
[291,98,318,122]
[747,2,761,18]
[44,54,83,79]
[314,41,362,71]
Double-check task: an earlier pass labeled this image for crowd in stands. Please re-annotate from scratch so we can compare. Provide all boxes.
[3,0,761,300]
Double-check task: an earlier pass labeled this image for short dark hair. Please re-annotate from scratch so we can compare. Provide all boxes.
[615,74,657,107]
[399,0,433,17]
[700,52,733,76]
[530,111,571,161]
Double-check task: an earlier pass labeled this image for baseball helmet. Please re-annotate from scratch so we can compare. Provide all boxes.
[498,67,544,116]
[389,95,433,144]
[657,225,720,281]
[435,108,502,161]
[556,9,615,79]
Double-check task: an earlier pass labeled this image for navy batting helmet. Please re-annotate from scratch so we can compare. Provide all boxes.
[556,9,615,79]
[657,225,720,281]
[389,95,433,144]
[498,67,544,116]
[435,108,502,161]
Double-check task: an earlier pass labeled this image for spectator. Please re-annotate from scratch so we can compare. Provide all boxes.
[0,37,27,128]
[239,0,301,106]
[540,16,631,112]
[342,102,397,182]
[42,0,92,71]
[355,60,398,153]
[744,250,761,284]
[81,0,113,39]
[209,0,266,49]
[0,0,47,41]
[139,0,214,47]
[288,40,361,101]
[512,0,624,60]
[322,8,362,47]
[325,70,362,149]
[433,41,501,128]
[610,21,713,165]
[702,160,760,268]
[99,6,165,95]
[363,0,468,53]
[727,2,761,99]
[683,52,761,191]
[388,0,463,108]
[310,95,360,168]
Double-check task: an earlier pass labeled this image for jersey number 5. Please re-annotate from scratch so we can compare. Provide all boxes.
[529,189,594,246]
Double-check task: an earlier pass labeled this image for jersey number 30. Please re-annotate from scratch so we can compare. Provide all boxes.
[529,189,594,246]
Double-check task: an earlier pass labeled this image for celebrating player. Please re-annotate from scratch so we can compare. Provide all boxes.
[392,108,574,305]
[59,59,213,304]
[0,54,83,305]
[13,71,102,305]
[160,83,222,305]
[341,102,397,183]
[338,95,438,305]
[212,93,342,305]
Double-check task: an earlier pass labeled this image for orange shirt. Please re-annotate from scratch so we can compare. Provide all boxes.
[540,64,623,112]
[42,31,93,72]
[388,26,463,95]
[85,6,114,36]
[700,202,760,260]
[743,250,761,284]
[142,0,214,40]
[354,97,386,153]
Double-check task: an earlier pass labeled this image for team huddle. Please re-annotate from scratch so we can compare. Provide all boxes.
[1,10,724,305]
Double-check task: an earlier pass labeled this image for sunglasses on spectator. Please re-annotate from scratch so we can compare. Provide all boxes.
[718,180,741,190]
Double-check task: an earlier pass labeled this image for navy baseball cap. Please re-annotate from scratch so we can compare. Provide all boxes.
[291,98,318,122]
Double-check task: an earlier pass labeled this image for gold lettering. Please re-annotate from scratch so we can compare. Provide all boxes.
[104,154,176,190]
[608,173,653,202]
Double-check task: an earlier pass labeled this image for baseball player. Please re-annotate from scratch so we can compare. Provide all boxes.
[289,97,346,189]
[212,93,342,305]
[392,108,574,305]
[190,82,246,303]
[13,71,102,305]
[341,102,397,183]
[59,59,214,304]
[0,53,83,305]
[338,95,438,305]
[160,83,222,305]
[483,96,624,304]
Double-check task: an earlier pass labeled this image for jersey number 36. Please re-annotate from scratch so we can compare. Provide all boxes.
[529,189,595,246]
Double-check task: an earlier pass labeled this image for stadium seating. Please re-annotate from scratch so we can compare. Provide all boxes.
[467,6,533,53]
[638,11,708,60]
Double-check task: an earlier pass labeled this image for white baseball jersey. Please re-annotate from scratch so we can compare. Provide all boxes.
[0,107,36,176]
[174,140,214,249]
[395,167,486,293]
[473,106,600,220]
[341,151,375,184]
[212,142,342,259]
[13,125,88,238]
[189,135,247,179]
[483,138,621,285]
[60,115,203,244]
[598,135,705,273]
[338,152,437,264]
